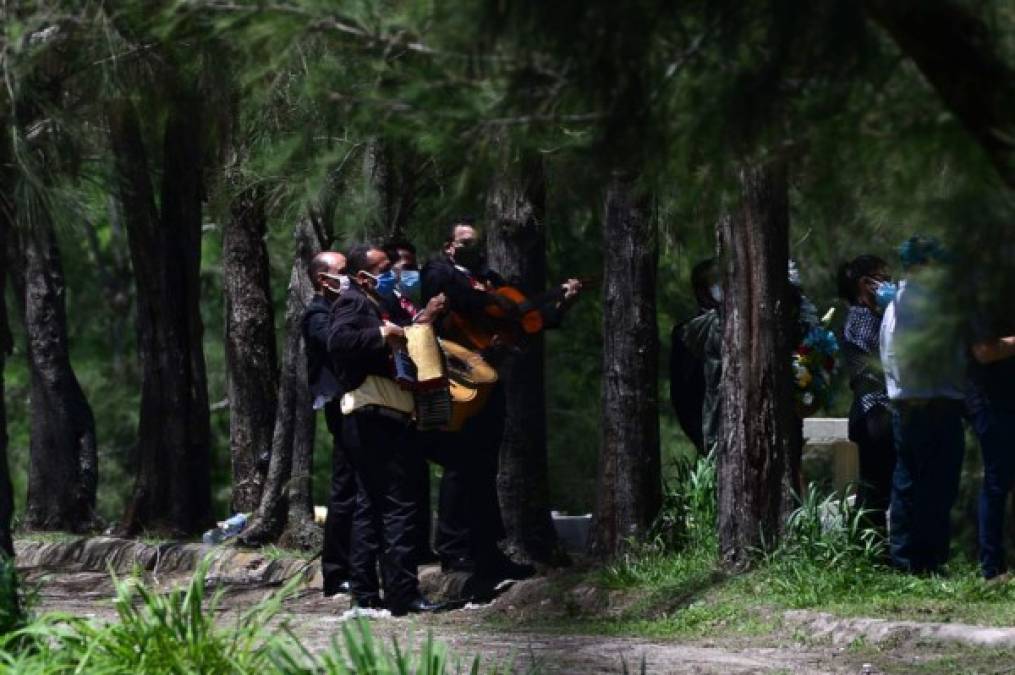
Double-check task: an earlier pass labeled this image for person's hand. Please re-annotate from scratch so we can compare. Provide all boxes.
[417,293,447,324]
[561,278,583,301]
[380,320,406,349]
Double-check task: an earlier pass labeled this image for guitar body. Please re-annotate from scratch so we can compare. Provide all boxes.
[441,339,498,431]
[441,285,545,351]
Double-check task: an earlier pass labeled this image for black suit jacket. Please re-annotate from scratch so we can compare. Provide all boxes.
[326,284,412,394]
[421,256,566,332]
[303,294,342,402]
[421,257,505,317]
[303,294,345,432]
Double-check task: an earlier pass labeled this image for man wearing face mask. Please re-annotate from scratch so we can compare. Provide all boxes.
[880,236,966,575]
[421,218,582,585]
[838,254,895,536]
[303,251,354,597]
[381,239,443,565]
[327,244,442,614]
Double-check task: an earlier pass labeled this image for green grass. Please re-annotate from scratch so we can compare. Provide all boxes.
[260,544,318,562]
[14,531,84,545]
[491,458,1015,642]
[0,557,508,674]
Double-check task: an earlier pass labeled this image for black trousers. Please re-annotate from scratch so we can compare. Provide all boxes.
[431,383,507,569]
[321,404,356,596]
[343,410,423,607]
[848,402,896,535]
[889,399,966,573]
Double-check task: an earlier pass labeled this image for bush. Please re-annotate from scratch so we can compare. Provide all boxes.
[0,557,505,674]
[775,483,885,566]
[646,453,717,553]
[0,557,27,638]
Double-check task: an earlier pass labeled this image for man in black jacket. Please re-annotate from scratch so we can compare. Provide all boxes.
[421,219,581,582]
[302,251,353,598]
[328,244,441,615]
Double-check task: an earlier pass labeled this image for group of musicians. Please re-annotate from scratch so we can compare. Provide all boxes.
[303,218,583,616]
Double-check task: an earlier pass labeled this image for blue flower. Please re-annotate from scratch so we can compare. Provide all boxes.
[803,327,839,355]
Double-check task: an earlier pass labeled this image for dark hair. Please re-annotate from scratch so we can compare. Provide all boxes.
[447,216,476,242]
[837,254,886,304]
[382,238,416,263]
[690,258,719,308]
[345,243,378,275]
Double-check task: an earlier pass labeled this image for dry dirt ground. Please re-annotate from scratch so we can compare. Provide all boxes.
[21,567,1015,674]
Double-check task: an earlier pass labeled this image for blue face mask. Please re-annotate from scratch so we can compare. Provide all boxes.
[398,269,421,303]
[875,281,897,309]
[365,270,397,297]
[398,269,420,290]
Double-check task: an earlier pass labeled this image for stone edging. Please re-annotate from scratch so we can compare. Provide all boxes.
[783,609,1015,649]
[14,536,319,587]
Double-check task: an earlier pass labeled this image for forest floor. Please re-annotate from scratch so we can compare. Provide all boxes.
[15,536,1015,674]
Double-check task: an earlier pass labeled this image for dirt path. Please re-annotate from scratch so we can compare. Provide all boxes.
[28,575,829,673]
[27,570,1009,674]
[15,538,1015,674]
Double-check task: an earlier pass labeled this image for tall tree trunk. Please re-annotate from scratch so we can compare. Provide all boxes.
[716,162,797,570]
[223,186,278,513]
[240,215,323,548]
[0,129,16,559]
[0,269,12,559]
[590,171,660,558]
[365,140,421,240]
[865,0,1015,189]
[107,94,212,537]
[7,209,98,532]
[486,147,560,564]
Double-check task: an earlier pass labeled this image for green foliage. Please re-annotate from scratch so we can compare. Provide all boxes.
[0,557,29,638]
[2,0,1013,539]
[597,454,718,590]
[771,484,885,567]
[646,453,717,554]
[0,557,504,674]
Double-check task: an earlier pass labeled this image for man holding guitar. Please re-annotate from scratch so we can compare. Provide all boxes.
[421,218,582,583]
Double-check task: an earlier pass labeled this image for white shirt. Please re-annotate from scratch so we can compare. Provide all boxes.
[879,279,964,401]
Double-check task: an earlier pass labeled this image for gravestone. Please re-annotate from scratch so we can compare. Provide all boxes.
[801,417,858,496]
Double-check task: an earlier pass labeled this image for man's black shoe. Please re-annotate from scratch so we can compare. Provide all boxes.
[351,595,386,610]
[390,595,446,617]
[323,579,351,597]
[440,555,476,574]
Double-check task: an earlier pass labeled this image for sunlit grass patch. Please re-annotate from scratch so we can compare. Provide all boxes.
[0,556,507,674]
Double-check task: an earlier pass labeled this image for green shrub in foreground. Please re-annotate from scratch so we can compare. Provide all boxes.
[0,557,506,674]
[0,557,27,638]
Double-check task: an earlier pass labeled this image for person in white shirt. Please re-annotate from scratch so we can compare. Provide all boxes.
[880,236,965,574]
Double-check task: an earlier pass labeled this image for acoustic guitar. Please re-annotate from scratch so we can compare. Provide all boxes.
[441,278,593,352]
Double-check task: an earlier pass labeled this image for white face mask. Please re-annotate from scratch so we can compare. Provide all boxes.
[321,272,350,294]
[709,284,722,303]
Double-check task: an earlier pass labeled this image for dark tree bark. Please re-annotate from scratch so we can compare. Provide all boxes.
[107,94,212,537]
[485,147,561,564]
[223,187,278,514]
[7,211,98,532]
[365,140,423,240]
[590,171,660,558]
[865,0,1015,189]
[240,215,323,549]
[716,163,797,570]
[0,130,16,559]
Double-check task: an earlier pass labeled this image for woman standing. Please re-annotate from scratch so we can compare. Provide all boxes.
[838,255,896,535]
